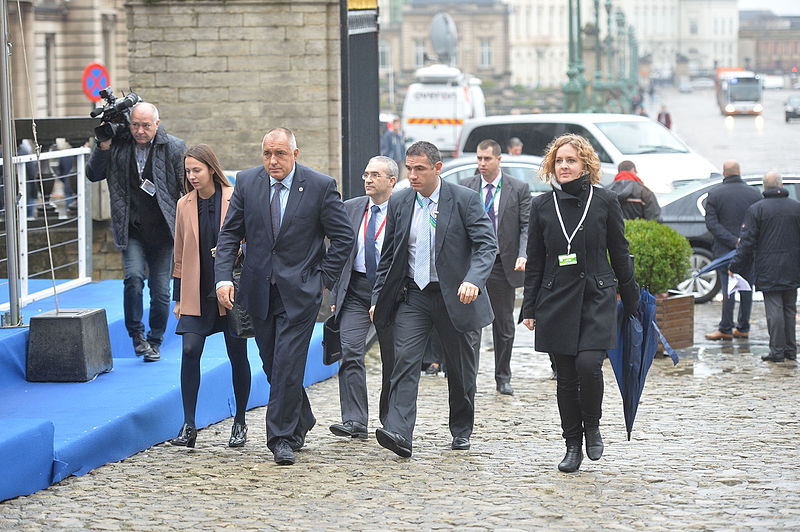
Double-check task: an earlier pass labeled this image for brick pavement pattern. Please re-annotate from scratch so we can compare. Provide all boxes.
[1,301,798,530]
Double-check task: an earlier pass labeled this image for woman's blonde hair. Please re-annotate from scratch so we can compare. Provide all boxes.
[538,134,602,185]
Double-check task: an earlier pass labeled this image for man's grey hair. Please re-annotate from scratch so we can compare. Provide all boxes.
[406,141,441,166]
[132,102,159,122]
[369,155,399,178]
[264,127,298,151]
[763,171,782,190]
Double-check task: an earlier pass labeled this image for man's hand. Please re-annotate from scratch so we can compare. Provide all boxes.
[457,282,479,304]
[369,305,376,322]
[523,318,536,331]
[98,138,112,151]
[173,301,181,319]
[216,285,234,310]
[514,257,527,271]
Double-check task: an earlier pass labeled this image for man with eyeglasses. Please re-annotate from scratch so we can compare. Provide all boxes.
[87,102,186,362]
[328,156,398,440]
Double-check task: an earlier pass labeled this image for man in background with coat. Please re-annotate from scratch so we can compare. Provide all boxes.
[730,172,800,362]
[461,139,530,395]
[704,160,761,341]
[215,128,353,465]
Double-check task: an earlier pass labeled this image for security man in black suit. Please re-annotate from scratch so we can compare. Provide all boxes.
[215,128,353,465]
[370,141,497,457]
[328,156,398,439]
[461,139,530,396]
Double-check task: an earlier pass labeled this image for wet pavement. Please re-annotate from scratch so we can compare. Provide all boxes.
[1,297,798,530]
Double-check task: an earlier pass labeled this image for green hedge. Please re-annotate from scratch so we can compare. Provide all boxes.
[624,219,692,295]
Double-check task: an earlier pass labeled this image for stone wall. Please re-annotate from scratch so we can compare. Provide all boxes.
[124,0,342,179]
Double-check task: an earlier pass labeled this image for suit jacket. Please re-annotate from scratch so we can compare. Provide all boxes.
[705,175,762,257]
[330,196,377,318]
[371,179,498,333]
[461,171,530,288]
[214,163,354,323]
[173,186,233,316]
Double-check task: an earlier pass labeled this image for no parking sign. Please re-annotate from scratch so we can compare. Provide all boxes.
[82,63,110,102]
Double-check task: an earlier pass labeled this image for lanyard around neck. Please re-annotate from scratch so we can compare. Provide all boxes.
[479,177,501,213]
[552,185,593,255]
[415,193,437,228]
[362,205,387,242]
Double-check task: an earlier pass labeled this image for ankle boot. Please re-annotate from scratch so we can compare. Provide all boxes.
[558,443,583,473]
[584,426,604,461]
[170,423,197,448]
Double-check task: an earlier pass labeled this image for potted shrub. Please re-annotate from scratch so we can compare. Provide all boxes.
[624,219,694,350]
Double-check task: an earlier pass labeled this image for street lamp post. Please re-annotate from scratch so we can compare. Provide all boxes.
[563,0,589,112]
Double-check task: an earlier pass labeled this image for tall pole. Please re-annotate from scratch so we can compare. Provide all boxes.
[0,0,20,326]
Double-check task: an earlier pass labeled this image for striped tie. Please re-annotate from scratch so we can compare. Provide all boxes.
[414,198,432,289]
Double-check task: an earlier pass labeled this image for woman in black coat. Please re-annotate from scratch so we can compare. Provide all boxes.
[521,134,638,473]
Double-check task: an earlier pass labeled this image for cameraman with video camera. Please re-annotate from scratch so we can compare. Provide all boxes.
[87,98,186,362]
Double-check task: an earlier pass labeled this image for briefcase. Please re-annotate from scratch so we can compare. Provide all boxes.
[322,314,342,365]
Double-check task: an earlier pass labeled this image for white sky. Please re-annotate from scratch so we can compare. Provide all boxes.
[738,0,800,15]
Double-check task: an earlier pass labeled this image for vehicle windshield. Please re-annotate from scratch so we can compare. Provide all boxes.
[787,96,800,106]
[595,121,689,155]
[729,79,761,102]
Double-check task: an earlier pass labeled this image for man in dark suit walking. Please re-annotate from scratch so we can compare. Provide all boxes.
[328,156,398,439]
[461,139,530,396]
[704,160,761,341]
[370,141,497,457]
[215,128,353,465]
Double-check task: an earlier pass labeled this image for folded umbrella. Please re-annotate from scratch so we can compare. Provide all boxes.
[608,289,679,440]
[694,249,737,277]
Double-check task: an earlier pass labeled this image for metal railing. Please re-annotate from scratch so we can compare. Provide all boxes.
[0,146,92,313]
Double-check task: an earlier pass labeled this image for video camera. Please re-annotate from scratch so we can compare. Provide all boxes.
[90,87,142,142]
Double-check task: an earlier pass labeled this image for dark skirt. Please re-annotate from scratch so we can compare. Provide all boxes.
[176,297,229,336]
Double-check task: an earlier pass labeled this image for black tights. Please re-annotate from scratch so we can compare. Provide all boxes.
[552,350,605,444]
[180,331,250,427]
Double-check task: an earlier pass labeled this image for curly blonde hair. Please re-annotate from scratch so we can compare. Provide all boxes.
[538,134,602,185]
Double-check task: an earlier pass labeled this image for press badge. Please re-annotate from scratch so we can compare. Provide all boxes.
[558,253,577,266]
[140,178,156,197]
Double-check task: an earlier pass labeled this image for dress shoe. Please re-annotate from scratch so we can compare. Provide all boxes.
[451,437,470,450]
[424,363,440,376]
[762,352,786,362]
[497,382,514,396]
[584,427,604,461]
[732,328,749,339]
[785,352,797,361]
[273,440,295,465]
[132,333,150,356]
[558,444,583,473]
[144,344,160,362]
[704,330,733,341]
[169,423,197,448]
[228,422,247,447]
[375,428,412,458]
[330,421,368,439]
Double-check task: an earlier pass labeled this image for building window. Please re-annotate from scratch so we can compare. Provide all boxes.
[45,33,56,116]
[479,39,492,68]
[689,20,698,35]
[379,40,390,69]
[414,40,425,67]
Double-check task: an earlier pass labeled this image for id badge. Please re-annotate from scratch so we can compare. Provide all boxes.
[558,253,577,267]
[140,178,156,197]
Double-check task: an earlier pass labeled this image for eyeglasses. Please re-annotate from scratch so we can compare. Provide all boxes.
[130,122,154,131]
[361,172,392,180]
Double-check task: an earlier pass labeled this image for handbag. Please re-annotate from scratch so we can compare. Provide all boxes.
[228,252,255,338]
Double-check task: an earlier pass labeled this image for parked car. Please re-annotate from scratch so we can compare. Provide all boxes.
[439,154,547,194]
[657,175,800,303]
[784,95,800,122]
[456,113,718,194]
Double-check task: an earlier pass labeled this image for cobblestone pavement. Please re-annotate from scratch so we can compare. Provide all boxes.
[1,300,798,531]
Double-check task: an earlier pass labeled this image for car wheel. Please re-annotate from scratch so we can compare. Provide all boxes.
[672,246,720,304]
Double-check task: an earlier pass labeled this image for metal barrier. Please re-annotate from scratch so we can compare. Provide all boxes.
[0,146,92,312]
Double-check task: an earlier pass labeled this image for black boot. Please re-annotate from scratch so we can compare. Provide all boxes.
[558,442,583,473]
[584,426,604,461]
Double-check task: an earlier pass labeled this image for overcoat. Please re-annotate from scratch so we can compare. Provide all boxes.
[520,179,638,355]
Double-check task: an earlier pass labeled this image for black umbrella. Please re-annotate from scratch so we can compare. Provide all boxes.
[608,289,679,440]
[694,249,737,277]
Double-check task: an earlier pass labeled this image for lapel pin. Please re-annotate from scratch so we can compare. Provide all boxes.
[299,186,304,192]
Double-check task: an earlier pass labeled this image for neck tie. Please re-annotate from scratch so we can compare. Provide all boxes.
[485,183,496,232]
[365,204,380,282]
[414,197,432,289]
[270,182,283,236]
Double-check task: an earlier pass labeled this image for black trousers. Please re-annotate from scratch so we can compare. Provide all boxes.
[480,259,517,384]
[384,281,478,441]
[552,350,605,443]
[764,289,797,359]
[253,285,317,452]
[337,271,395,427]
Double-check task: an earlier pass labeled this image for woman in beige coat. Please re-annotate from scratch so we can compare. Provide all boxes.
[169,144,250,448]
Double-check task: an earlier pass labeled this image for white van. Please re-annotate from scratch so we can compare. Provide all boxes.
[456,113,718,193]
[402,64,486,158]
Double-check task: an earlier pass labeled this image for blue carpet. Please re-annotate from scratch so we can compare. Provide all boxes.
[0,280,337,501]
